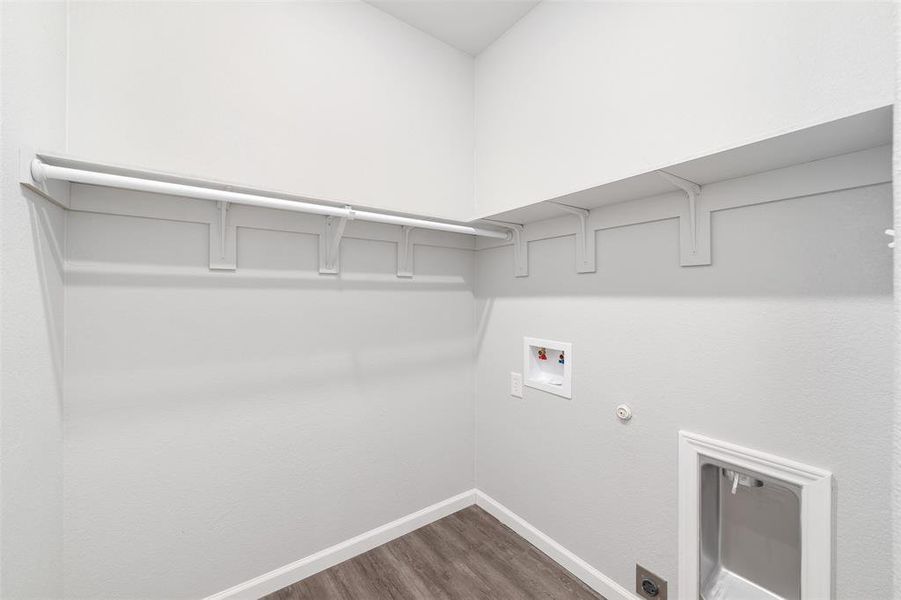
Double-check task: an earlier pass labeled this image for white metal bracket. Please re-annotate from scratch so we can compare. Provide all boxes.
[486,221,527,277]
[886,229,895,249]
[18,147,70,209]
[397,226,415,278]
[209,200,237,270]
[548,201,596,273]
[657,170,710,266]
[511,225,528,277]
[319,207,353,274]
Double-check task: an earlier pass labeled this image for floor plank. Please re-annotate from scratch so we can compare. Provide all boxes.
[262,505,604,600]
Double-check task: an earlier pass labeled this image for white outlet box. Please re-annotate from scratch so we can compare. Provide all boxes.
[523,337,572,399]
[510,372,523,398]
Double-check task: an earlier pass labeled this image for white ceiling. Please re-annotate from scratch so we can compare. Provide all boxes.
[366,0,540,56]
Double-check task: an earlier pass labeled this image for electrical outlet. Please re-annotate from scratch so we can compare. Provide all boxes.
[510,372,523,398]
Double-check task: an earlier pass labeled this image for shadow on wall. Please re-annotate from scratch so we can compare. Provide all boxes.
[474,296,495,357]
[65,266,473,293]
[64,337,474,421]
[27,191,66,401]
[476,187,893,300]
[62,219,478,421]
[64,214,475,293]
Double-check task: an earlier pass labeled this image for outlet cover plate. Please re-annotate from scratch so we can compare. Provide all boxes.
[510,372,523,398]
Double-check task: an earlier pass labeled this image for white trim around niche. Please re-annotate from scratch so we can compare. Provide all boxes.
[523,337,573,399]
[677,431,833,600]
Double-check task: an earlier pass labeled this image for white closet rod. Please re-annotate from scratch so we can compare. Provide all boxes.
[30,159,511,240]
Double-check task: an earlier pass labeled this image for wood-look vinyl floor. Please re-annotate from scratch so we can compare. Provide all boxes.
[262,505,604,600]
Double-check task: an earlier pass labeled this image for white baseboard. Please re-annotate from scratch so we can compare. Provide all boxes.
[206,488,639,600]
[474,490,641,600]
[204,489,477,600]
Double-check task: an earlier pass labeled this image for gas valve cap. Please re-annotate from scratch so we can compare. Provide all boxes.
[641,578,659,596]
[636,564,667,600]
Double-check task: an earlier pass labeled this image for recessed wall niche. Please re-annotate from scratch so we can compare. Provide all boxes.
[523,337,572,399]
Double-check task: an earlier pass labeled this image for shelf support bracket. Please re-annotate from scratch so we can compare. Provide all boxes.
[209,200,236,270]
[511,225,528,277]
[886,229,895,249]
[657,170,710,266]
[548,201,596,273]
[397,226,415,278]
[487,222,527,277]
[319,207,353,274]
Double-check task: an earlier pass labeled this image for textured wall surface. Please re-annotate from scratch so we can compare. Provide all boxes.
[67,1,475,221]
[475,2,895,216]
[62,195,476,598]
[474,182,894,598]
[0,1,68,597]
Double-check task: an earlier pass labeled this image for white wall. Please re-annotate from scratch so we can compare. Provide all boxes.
[893,10,900,594]
[474,1,895,217]
[11,4,896,598]
[0,1,68,597]
[61,4,474,596]
[474,179,894,596]
[61,189,476,598]
[67,1,475,221]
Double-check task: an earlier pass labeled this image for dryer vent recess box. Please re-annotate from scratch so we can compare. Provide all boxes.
[523,337,572,399]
